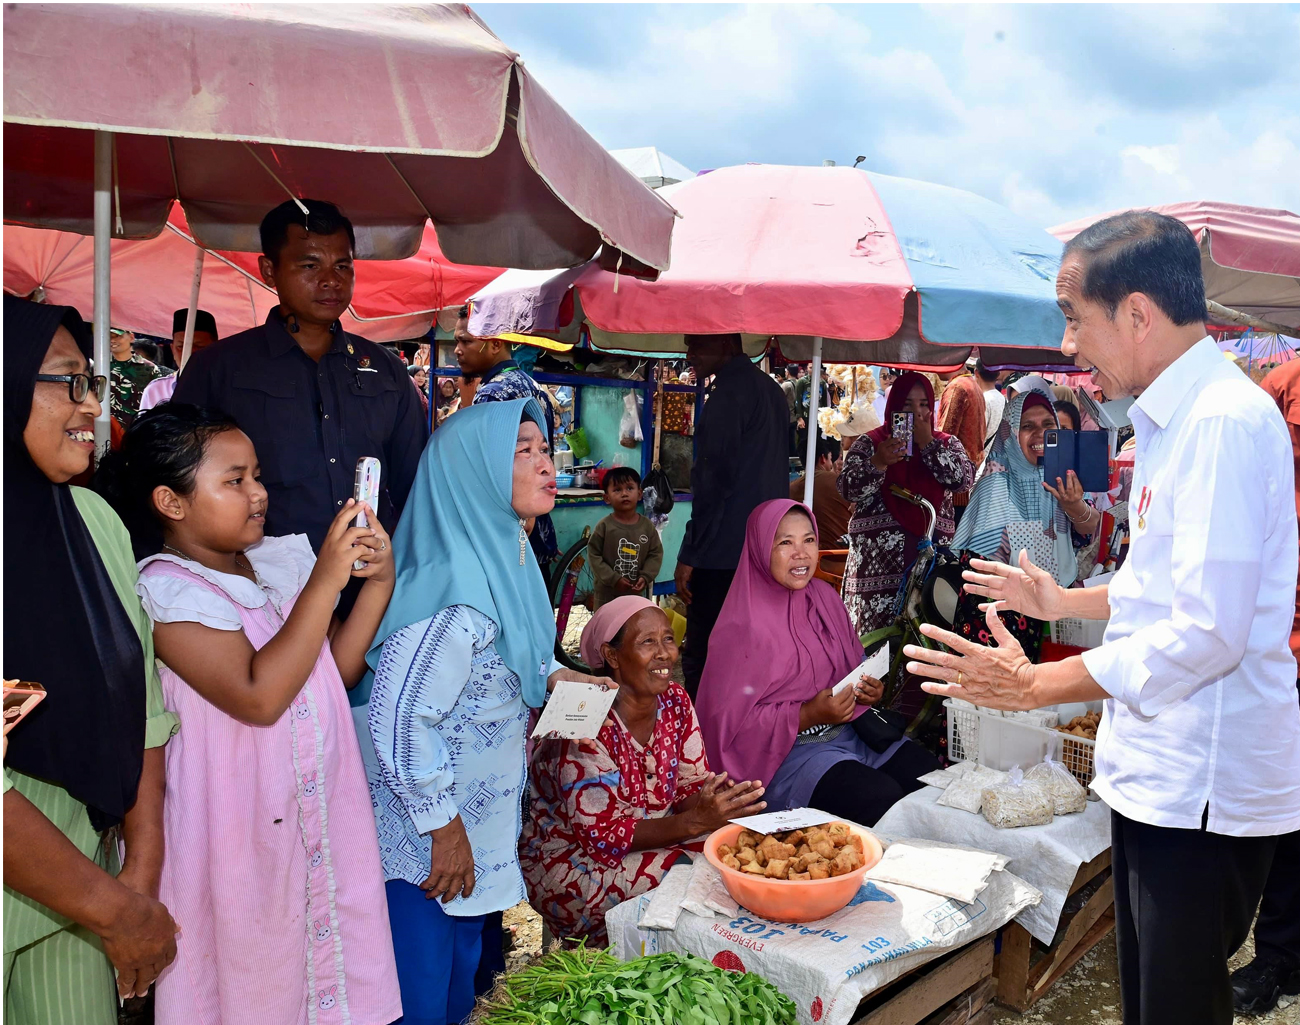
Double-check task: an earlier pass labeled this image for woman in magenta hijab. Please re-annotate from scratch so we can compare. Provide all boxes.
[695,500,940,825]
[838,372,974,638]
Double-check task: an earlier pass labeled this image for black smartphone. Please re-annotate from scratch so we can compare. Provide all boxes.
[1042,429,1109,492]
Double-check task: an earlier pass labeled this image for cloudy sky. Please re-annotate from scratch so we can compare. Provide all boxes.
[477,3,1300,230]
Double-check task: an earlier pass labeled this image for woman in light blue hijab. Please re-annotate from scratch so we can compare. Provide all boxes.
[950,390,1100,659]
[361,397,609,1025]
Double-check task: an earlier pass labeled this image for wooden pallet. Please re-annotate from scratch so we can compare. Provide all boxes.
[994,849,1115,1012]
[850,936,996,1025]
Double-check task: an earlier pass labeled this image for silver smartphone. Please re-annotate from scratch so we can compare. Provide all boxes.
[352,457,381,570]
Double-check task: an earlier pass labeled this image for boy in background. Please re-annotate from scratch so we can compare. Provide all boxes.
[588,467,664,608]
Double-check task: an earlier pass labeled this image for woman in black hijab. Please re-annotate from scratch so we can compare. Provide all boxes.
[3,296,178,1024]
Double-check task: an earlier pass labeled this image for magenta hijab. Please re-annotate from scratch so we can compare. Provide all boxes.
[695,499,866,786]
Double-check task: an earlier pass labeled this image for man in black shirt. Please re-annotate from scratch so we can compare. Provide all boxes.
[174,199,427,551]
[674,334,790,697]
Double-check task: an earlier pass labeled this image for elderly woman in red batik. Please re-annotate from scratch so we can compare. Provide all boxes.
[518,597,766,945]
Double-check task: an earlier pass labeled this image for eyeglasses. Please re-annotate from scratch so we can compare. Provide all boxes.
[35,373,109,404]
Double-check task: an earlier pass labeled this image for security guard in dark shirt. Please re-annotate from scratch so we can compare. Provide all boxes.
[174,199,427,553]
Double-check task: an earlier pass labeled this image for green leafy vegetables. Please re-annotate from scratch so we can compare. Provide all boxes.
[474,946,798,1025]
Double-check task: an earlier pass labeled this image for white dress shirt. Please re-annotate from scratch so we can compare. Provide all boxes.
[1082,337,1300,836]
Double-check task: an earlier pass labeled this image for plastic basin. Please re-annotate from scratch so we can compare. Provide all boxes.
[702,822,883,924]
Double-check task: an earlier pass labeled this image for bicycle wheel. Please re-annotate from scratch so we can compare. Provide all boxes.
[550,536,597,671]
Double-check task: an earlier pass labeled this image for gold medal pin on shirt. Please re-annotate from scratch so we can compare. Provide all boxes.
[1136,486,1152,530]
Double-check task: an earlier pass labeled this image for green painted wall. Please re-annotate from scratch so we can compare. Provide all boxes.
[553,383,689,588]
[569,385,643,471]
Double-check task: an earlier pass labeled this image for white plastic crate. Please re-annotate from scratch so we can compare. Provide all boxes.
[945,699,1096,788]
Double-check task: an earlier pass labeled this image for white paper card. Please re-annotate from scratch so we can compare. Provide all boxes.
[530,681,617,740]
[729,806,833,832]
[832,646,891,696]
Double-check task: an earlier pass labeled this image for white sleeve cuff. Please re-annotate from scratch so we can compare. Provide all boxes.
[1081,642,1156,721]
[408,790,459,836]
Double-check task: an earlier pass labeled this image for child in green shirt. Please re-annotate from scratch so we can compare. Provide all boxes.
[587,468,664,609]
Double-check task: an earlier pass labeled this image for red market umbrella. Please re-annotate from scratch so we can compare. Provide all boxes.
[472,163,1074,504]
[1050,202,1300,331]
[3,3,674,271]
[4,3,675,448]
[4,209,504,343]
[476,164,1070,367]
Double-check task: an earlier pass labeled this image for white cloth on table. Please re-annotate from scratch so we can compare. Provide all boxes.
[864,842,1004,904]
[637,863,694,931]
[874,785,1110,944]
[1080,337,1300,838]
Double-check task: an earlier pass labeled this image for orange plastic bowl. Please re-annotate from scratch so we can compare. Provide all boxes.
[703,822,883,924]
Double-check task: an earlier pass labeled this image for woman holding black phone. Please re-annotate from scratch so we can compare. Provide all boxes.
[950,390,1101,658]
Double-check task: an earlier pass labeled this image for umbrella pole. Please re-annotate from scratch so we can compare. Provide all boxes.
[92,130,113,457]
[802,336,823,508]
[179,247,205,369]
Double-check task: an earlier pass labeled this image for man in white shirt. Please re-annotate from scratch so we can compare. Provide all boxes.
[138,308,220,412]
[974,359,1006,444]
[903,211,1300,1025]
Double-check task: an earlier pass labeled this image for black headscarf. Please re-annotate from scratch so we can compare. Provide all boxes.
[3,295,147,831]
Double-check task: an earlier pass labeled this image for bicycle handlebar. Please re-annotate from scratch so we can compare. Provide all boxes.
[888,484,938,542]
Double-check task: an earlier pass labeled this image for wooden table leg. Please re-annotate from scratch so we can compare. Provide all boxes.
[994,922,1033,1012]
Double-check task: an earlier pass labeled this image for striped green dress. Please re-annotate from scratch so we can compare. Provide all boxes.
[4,488,179,1025]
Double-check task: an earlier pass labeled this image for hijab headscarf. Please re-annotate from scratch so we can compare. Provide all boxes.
[695,500,866,786]
[864,372,949,537]
[3,295,147,831]
[580,596,658,670]
[366,398,555,707]
[952,391,1077,586]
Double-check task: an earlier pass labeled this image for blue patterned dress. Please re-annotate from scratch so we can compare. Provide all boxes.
[363,605,557,916]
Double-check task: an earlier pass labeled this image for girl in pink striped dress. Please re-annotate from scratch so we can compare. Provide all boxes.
[100,405,401,1025]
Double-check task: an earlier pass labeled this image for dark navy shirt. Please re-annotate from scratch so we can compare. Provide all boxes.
[174,312,428,550]
[679,355,790,569]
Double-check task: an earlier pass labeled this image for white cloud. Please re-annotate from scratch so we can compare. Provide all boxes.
[496,3,1300,227]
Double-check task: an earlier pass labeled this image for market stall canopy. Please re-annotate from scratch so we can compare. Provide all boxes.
[470,164,1073,369]
[3,208,504,342]
[610,147,696,188]
[3,3,676,271]
[1218,331,1300,366]
[1050,202,1300,331]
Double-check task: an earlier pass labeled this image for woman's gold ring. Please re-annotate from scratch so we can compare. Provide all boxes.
[956,670,964,687]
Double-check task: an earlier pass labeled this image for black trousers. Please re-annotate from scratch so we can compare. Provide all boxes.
[808,742,942,826]
[1254,826,1300,966]
[1111,810,1277,1025]
[1253,681,1300,968]
[681,567,736,700]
